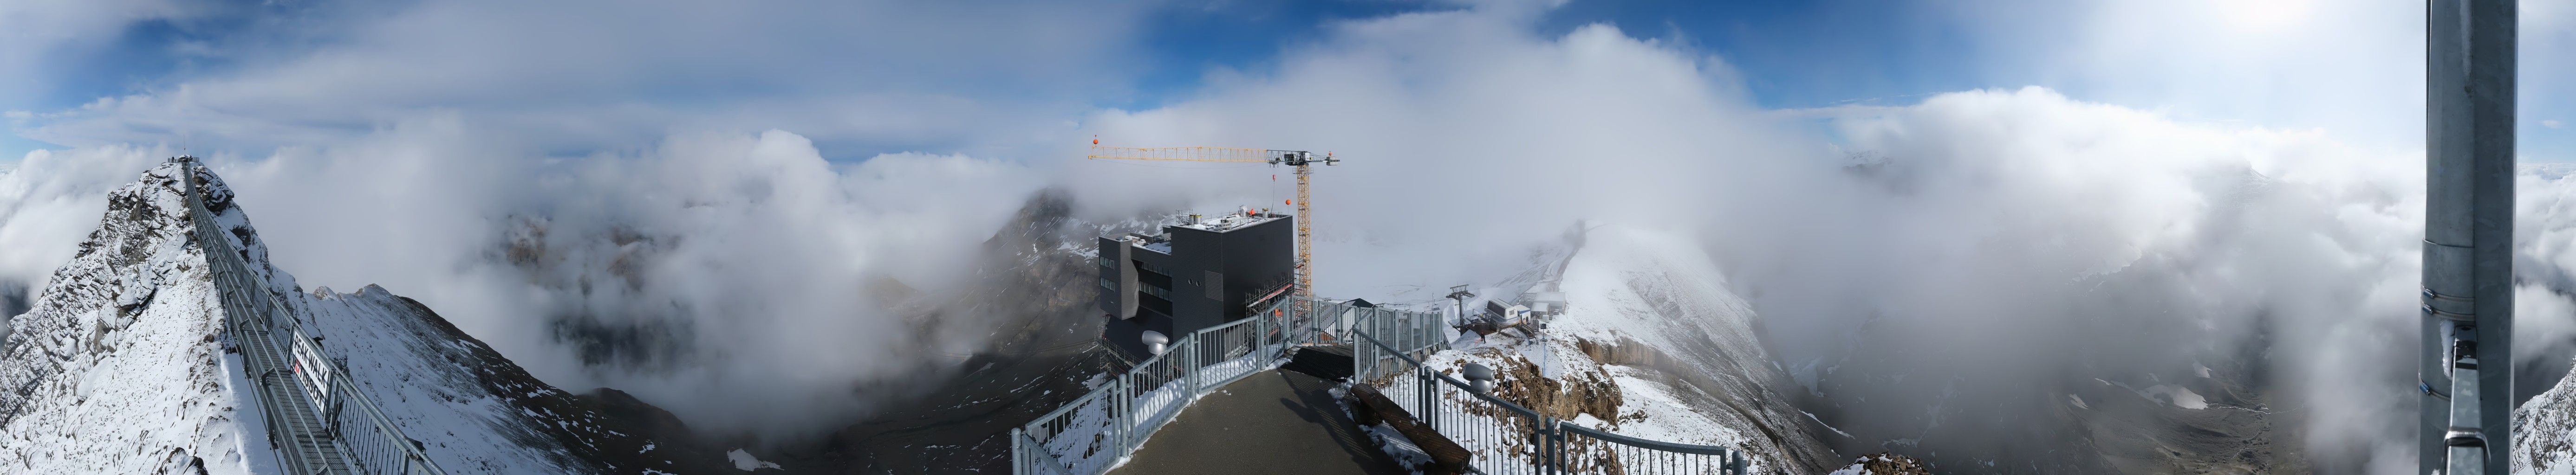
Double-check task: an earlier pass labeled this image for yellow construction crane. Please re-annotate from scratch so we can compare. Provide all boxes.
[1086,145,1338,305]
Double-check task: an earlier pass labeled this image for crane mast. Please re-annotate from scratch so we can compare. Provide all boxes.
[1086,145,1338,305]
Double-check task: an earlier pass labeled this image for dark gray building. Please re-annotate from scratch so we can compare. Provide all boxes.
[1099,210,1297,362]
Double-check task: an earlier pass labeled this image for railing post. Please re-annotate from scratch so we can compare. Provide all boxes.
[1542,417,1560,475]
[1531,417,1548,475]
[1420,369,1436,432]
[1185,337,1202,394]
[1009,427,1024,475]
[1114,373,1132,454]
[1257,310,1272,356]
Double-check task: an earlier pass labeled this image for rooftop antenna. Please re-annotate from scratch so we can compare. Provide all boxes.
[2422,1,2517,474]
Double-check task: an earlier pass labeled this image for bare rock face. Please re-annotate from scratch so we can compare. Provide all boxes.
[1479,349,1626,425]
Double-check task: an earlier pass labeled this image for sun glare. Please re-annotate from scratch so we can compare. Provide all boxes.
[2222,0,2317,31]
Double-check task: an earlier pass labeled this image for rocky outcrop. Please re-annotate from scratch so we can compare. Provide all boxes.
[2516,357,2576,475]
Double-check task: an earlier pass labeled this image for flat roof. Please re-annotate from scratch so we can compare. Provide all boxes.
[1172,211,1286,233]
[1106,210,1288,254]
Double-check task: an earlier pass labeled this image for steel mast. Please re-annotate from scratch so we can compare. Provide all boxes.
[2422,1,2516,473]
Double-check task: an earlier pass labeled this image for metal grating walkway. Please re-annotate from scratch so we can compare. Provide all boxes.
[179,156,445,475]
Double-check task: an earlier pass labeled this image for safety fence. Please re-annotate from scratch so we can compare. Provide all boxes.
[1347,327,1747,475]
[181,158,449,475]
[1011,298,1451,475]
[1333,299,1452,382]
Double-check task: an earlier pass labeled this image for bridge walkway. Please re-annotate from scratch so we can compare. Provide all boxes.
[185,160,359,475]
[1109,369,1407,475]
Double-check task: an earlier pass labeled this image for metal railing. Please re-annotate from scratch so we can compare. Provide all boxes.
[1011,295,1742,475]
[1324,300,1449,382]
[1013,298,1323,475]
[1347,327,1747,475]
[179,158,450,475]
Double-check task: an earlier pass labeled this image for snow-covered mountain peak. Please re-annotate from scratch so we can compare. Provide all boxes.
[1409,224,1841,475]
[0,159,266,474]
[1,160,735,474]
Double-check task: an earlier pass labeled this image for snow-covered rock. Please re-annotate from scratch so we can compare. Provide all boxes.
[1403,225,1840,475]
[1827,452,1932,475]
[2516,357,2576,475]
[0,160,266,474]
[1,160,733,474]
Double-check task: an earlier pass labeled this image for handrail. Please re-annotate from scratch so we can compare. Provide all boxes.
[1344,327,1540,421]
[1015,297,1314,475]
[1555,424,1734,456]
[1346,317,1747,475]
[177,158,450,475]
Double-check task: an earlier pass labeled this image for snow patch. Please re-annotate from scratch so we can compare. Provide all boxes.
[2142,385,2207,409]
[727,448,781,471]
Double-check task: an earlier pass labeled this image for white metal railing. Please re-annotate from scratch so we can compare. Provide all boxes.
[1013,297,1323,475]
[1347,327,1748,475]
[1011,289,1747,475]
[1328,299,1450,383]
[178,158,449,475]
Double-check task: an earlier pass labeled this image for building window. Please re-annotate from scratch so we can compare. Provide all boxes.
[1138,269,1172,290]
[1139,293,1174,315]
[1100,276,1116,290]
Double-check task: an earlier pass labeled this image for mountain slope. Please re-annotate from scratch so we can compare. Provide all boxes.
[2516,357,2576,475]
[0,161,263,474]
[1409,225,1841,475]
[0,160,734,474]
[801,189,1138,473]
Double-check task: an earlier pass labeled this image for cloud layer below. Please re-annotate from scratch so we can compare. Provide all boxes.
[6,1,2576,469]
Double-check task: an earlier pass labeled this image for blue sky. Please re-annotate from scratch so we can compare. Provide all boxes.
[9,1,2576,450]
[2,0,2571,162]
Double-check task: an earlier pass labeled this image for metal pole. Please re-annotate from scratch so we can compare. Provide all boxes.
[1115,374,1132,453]
[1421,369,1436,432]
[2423,0,2517,474]
[1010,427,1025,474]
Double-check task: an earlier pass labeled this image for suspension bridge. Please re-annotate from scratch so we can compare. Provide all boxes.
[178,157,448,475]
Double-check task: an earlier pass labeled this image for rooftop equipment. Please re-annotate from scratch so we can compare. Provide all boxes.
[1088,144,1339,306]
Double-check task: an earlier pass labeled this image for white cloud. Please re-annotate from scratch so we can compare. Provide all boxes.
[1916,0,2576,161]
[20,0,1157,156]
[2549,119,2566,129]
[6,0,2576,467]
[220,120,1044,437]
[1067,6,2576,470]
[0,116,1050,439]
[0,0,204,107]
